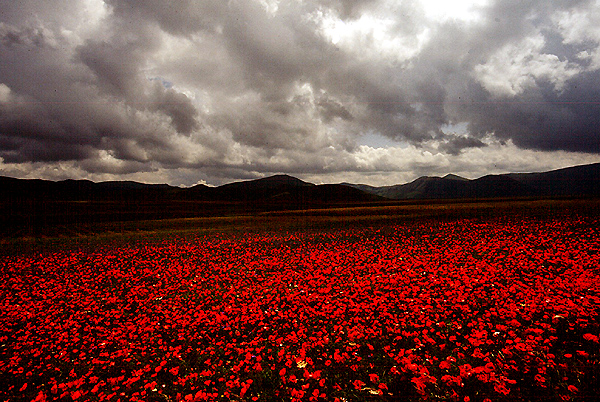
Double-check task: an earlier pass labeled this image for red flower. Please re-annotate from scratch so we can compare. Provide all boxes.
[3,216,600,401]
[353,379,365,390]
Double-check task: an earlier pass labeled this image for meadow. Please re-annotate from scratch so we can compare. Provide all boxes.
[1,199,599,401]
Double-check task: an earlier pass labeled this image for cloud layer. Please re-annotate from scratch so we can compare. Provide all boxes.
[1,0,599,185]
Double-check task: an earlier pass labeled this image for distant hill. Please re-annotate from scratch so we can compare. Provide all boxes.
[344,175,532,199]
[346,163,600,200]
[1,164,598,235]
[443,174,468,181]
[219,174,313,191]
[0,176,178,202]
[0,173,384,235]
[1,163,598,205]
[504,163,600,197]
[0,173,381,205]
[212,174,314,201]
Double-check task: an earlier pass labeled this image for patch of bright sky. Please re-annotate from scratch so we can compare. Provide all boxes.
[145,32,200,101]
[78,0,109,35]
[81,0,108,22]
[316,1,489,62]
[419,0,490,23]
[148,77,174,89]
[317,12,430,62]
[358,131,406,149]
[441,122,469,135]
[0,83,11,103]
[60,0,108,45]
[257,0,280,16]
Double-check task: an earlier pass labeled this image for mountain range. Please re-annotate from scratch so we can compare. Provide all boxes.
[0,173,379,204]
[1,163,598,235]
[1,162,598,203]
[346,162,600,200]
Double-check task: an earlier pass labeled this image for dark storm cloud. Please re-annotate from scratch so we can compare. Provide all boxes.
[317,95,354,123]
[0,23,55,48]
[77,38,148,99]
[439,135,488,156]
[75,11,199,136]
[0,1,200,168]
[0,0,598,185]
[151,87,199,135]
[464,70,600,153]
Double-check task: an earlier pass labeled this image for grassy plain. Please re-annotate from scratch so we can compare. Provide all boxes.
[1,197,599,256]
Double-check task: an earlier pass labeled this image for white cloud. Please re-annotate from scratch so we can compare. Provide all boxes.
[1,0,599,186]
[257,0,280,16]
[0,83,11,102]
[474,34,581,97]
[554,3,600,71]
[419,0,490,23]
[1,135,597,187]
[316,10,430,64]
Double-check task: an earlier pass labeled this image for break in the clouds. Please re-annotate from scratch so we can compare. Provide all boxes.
[0,0,598,186]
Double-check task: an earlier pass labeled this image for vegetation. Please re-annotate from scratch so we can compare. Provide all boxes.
[1,198,599,401]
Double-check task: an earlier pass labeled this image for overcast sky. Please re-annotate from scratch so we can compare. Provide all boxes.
[1,0,599,186]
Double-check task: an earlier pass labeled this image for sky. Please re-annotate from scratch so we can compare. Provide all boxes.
[0,0,599,187]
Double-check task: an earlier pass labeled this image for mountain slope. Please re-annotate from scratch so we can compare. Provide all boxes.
[346,163,599,200]
[506,163,600,197]
[0,173,379,206]
[1,163,598,205]
[212,174,315,201]
[0,176,179,201]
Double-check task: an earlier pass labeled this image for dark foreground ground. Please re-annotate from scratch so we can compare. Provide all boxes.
[1,197,599,256]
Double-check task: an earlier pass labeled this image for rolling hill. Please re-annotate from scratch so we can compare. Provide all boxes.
[345,163,600,200]
[1,163,599,204]
[1,163,598,236]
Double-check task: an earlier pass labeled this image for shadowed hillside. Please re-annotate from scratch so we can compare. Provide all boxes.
[1,163,598,237]
[346,163,600,199]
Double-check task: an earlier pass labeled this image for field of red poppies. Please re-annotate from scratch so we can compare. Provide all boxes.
[1,214,599,401]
